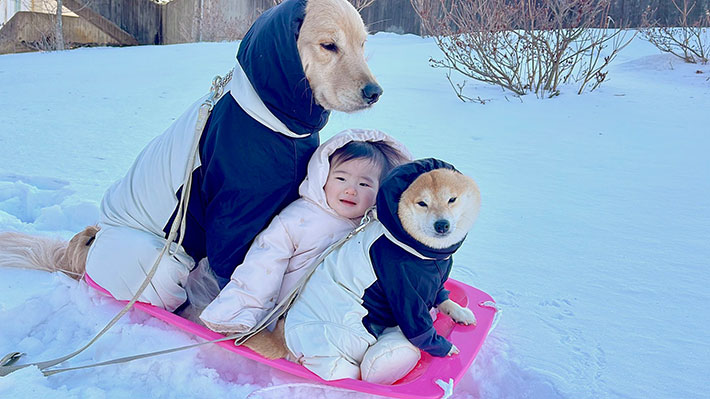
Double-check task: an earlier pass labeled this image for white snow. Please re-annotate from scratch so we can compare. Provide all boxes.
[0,32,709,399]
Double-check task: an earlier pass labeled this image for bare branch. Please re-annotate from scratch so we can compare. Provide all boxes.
[412,0,634,98]
[641,0,710,64]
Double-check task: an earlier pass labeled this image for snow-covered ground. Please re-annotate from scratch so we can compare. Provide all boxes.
[0,32,708,399]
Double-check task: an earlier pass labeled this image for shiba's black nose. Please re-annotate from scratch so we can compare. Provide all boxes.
[434,219,450,234]
[362,83,383,105]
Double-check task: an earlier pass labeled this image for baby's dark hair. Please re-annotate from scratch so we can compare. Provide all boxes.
[329,140,407,181]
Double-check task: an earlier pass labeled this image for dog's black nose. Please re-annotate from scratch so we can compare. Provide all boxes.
[434,219,450,234]
[362,83,383,105]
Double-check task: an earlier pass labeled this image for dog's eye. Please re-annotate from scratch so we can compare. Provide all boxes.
[320,43,338,53]
[449,197,457,204]
[417,201,428,208]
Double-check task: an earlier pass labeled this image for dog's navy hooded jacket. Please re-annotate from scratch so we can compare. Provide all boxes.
[92,0,330,311]
[164,0,330,280]
[284,160,464,370]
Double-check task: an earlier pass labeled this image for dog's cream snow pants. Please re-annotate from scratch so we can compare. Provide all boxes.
[285,321,421,384]
[85,225,194,312]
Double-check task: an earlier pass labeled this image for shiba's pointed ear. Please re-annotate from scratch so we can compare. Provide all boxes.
[455,172,481,218]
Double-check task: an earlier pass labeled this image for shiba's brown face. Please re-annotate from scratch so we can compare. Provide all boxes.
[297,0,382,112]
[398,169,481,249]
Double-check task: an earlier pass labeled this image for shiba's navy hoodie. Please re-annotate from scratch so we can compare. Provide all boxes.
[285,160,465,364]
[164,0,329,279]
[362,159,463,356]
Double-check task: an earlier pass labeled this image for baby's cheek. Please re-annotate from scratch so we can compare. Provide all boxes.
[365,192,377,207]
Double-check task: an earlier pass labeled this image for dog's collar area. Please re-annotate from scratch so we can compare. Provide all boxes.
[382,229,443,261]
[228,63,310,139]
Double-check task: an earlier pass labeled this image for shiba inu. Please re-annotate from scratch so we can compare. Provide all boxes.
[244,159,481,384]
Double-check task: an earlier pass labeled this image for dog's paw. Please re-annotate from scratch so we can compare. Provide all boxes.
[449,306,476,325]
[447,344,460,356]
[438,299,477,326]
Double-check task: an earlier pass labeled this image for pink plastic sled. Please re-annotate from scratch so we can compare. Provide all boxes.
[85,275,495,399]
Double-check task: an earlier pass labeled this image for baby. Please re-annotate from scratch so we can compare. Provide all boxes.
[199,129,410,333]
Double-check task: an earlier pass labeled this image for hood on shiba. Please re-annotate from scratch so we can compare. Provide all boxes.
[299,129,412,217]
[376,158,465,260]
[236,0,329,135]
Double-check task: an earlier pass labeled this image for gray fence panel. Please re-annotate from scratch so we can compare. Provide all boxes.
[66,0,710,45]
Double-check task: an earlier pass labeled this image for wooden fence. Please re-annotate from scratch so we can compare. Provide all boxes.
[25,0,710,45]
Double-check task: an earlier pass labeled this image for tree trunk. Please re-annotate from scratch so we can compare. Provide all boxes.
[55,0,65,50]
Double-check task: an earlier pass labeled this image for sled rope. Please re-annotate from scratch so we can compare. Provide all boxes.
[24,208,374,377]
[0,70,233,378]
[232,207,376,344]
[41,334,241,376]
[0,68,367,377]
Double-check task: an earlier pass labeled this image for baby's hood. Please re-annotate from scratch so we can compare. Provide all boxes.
[299,129,412,214]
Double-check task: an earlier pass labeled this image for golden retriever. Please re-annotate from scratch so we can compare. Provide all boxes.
[0,0,380,280]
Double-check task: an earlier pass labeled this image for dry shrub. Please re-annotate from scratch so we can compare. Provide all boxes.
[641,0,710,64]
[412,0,635,99]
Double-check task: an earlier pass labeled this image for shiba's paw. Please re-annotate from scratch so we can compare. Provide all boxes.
[438,299,477,326]
[447,344,459,356]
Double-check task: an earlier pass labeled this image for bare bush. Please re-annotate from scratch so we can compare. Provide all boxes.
[641,0,710,64]
[412,0,635,99]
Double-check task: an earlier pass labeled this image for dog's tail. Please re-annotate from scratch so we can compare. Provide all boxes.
[0,225,99,280]
[242,319,290,360]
